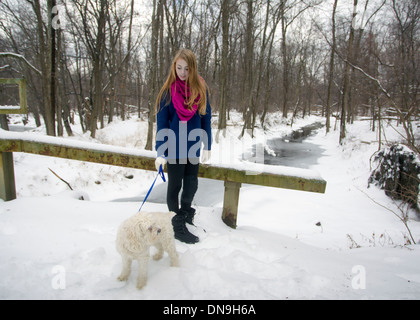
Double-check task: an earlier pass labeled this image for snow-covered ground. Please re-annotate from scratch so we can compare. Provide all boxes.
[1,112,419,300]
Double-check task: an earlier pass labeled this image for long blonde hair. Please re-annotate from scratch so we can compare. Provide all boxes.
[155,49,208,115]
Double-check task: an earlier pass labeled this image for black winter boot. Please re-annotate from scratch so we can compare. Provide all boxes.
[172,214,199,244]
[182,207,196,225]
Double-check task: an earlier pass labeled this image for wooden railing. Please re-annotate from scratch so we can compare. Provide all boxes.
[0,132,326,228]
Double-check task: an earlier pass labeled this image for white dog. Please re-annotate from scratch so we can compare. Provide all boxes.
[116,211,179,289]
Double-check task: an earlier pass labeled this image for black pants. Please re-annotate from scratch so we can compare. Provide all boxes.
[166,160,199,214]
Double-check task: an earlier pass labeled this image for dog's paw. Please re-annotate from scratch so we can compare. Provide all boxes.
[153,252,163,261]
[170,256,179,267]
[170,261,179,267]
[136,280,146,290]
[117,275,128,282]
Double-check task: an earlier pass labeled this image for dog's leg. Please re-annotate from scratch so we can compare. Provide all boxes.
[153,243,164,261]
[136,255,149,290]
[162,239,179,267]
[117,255,132,281]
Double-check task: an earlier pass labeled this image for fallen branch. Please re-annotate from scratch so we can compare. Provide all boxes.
[48,168,73,191]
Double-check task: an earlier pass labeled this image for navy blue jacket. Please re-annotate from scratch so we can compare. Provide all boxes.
[155,91,212,163]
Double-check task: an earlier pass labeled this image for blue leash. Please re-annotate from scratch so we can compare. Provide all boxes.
[138,165,166,212]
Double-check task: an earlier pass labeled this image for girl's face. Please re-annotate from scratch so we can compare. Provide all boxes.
[175,59,189,81]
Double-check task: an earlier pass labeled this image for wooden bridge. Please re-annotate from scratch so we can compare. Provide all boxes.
[0,132,326,228]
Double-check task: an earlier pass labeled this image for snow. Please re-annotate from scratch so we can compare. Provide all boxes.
[1,112,420,300]
[0,105,21,110]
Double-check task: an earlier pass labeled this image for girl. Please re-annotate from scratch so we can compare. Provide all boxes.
[154,49,212,244]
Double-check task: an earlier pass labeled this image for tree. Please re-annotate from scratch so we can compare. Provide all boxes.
[326,0,338,134]
[145,0,163,151]
[48,0,57,136]
[388,0,419,151]
[117,0,135,122]
[90,0,108,138]
[217,0,231,133]
[279,0,317,118]
[29,0,56,136]
[339,0,358,144]
[68,0,108,138]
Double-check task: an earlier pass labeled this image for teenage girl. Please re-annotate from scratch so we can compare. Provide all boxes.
[154,49,212,244]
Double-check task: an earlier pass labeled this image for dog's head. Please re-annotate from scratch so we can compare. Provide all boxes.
[134,212,175,244]
[142,223,162,243]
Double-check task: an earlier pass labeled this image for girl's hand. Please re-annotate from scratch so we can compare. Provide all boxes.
[201,150,211,163]
[155,156,167,171]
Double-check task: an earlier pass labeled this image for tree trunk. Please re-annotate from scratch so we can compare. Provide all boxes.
[32,0,55,136]
[89,0,107,139]
[281,2,289,118]
[340,0,358,144]
[326,0,338,134]
[218,0,230,133]
[119,0,135,122]
[240,0,255,138]
[48,0,57,136]
[145,0,161,151]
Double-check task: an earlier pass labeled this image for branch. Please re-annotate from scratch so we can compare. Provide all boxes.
[48,168,73,191]
[356,186,417,245]
[344,57,393,102]
[0,52,42,76]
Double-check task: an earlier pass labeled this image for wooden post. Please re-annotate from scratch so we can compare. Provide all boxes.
[0,112,17,201]
[222,181,241,229]
[0,152,16,201]
[19,78,28,115]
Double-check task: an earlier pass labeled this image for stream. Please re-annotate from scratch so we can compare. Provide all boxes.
[261,121,325,169]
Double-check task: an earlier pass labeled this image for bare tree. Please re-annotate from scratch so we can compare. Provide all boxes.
[388,0,419,151]
[145,0,163,151]
[240,0,257,137]
[326,0,338,134]
[119,0,135,122]
[26,0,56,136]
[279,0,317,118]
[339,0,358,144]
[218,0,232,133]
[68,0,108,138]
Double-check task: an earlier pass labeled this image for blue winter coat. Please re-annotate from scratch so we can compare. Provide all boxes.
[155,91,212,163]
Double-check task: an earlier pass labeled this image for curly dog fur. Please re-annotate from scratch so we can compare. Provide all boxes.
[116,211,179,289]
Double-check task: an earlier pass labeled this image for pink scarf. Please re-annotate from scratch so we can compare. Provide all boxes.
[171,77,199,122]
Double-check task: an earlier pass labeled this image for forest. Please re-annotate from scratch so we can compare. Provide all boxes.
[0,0,418,152]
